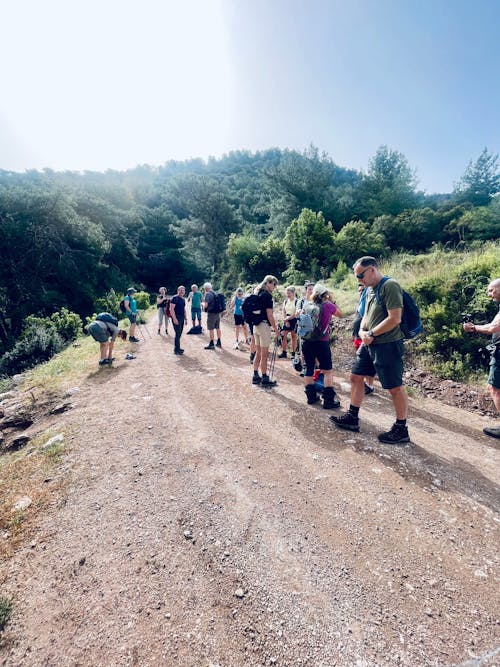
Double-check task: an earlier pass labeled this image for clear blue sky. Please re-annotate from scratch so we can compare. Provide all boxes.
[1,0,499,193]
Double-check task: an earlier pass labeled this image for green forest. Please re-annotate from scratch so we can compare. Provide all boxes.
[0,144,499,378]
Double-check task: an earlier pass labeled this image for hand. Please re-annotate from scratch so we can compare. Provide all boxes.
[463,322,475,333]
[360,330,374,345]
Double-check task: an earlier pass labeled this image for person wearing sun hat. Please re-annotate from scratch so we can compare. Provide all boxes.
[124,287,139,342]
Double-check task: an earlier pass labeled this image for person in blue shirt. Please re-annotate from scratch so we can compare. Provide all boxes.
[124,287,139,342]
[230,287,250,349]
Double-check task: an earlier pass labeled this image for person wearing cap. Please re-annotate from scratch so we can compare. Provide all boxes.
[87,313,127,365]
[230,287,250,349]
[124,287,139,342]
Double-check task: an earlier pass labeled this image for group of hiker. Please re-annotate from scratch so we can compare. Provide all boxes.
[87,257,500,443]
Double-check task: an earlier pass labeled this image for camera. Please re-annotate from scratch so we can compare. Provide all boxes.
[461,313,474,324]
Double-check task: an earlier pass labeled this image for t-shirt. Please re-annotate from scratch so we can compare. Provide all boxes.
[191,291,202,309]
[318,301,337,341]
[364,278,403,344]
[258,289,273,323]
[157,295,168,309]
[93,320,118,340]
[171,295,186,321]
[284,298,297,317]
[125,295,137,314]
[204,291,216,312]
[234,296,244,316]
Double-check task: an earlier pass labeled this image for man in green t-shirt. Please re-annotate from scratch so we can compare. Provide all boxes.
[331,256,410,444]
[188,284,203,328]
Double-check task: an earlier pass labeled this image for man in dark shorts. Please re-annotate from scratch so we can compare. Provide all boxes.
[170,285,187,355]
[463,278,500,438]
[203,282,224,349]
[331,256,410,444]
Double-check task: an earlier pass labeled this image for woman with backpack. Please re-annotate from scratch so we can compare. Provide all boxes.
[251,275,279,387]
[302,283,343,409]
[230,287,250,349]
[156,286,170,335]
[278,286,298,359]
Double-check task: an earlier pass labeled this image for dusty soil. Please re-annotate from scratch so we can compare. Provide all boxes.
[0,312,499,667]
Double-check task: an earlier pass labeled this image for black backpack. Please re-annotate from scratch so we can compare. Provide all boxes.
[208,292,226,314]
[375,277,423,339]
[96,312,119,327]
[119,299,127,313]
[242,294,263,325]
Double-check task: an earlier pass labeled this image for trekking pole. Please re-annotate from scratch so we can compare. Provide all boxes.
[268,335,278,380]
[137,323,147,341]
[138,311,152,339]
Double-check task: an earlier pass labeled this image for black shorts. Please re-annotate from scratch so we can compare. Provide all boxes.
[352,340,404,390]
[488,355,500,389]
[234,314,245,326]
[302,339,332,376]
[282,318,297,332]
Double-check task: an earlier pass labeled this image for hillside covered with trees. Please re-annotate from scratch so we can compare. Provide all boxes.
[0,145,499,377]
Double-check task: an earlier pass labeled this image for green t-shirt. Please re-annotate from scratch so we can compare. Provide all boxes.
[364,278,403,344]
[191,291,202,309]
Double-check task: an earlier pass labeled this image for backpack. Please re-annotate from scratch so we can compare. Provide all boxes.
[163,298,171,316]
[96,312,118,327]
[207,291,225,314]
[242,294,263,325]
[297,303,328,341]
[119,299,126,313]
[374,277,423,339]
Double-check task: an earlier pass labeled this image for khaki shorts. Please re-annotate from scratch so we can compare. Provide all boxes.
[254,321,272,348]
[207,312,221,331]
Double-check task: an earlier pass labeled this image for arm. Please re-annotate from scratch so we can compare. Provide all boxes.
[170,300,178,325]
[267,308,278,335]
[464,312,500,335]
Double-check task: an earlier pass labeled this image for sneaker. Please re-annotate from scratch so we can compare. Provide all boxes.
[378,423,410,444]
[261,374,277,387]
[205,341,215,350]
[233,341,239,350]
[364,383,375,395]
[330,411,360,432]
[174,349,184,355]
[129,336,140,343]
[252,374,262,384]
[278,351,287,359]
[98,358,111,366]
[249,351,256,364]
[216,340,222,348]
[483,426,500,439]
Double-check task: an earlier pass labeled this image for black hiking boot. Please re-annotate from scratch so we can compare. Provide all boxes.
[322,387,340,409]
[129,336,140,343]
[330,411,360,432]
[305,384,320,405]
[205,340,215,350]
[483,426,500,439]
[252,373,262,384]
[216,339,222,348]
[378,423,410,444]
[261,374,277,387]
[364,383,374,395]
[278,350,287,359]
[174,348,184,355]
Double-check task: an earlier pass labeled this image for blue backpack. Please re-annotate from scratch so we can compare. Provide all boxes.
[375,277,423,339]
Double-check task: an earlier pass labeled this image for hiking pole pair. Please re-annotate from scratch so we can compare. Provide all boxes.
[268,335,279,382]
[138,311,152,339]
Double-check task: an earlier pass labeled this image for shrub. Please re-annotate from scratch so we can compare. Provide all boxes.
[0,323,64,376]
[0,596,13,632]
[94,289,122,317]
[50,307,82,342]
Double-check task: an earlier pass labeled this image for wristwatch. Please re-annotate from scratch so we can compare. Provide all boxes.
[367,329,375,338]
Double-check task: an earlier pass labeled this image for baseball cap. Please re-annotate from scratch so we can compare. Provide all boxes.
[127,287,137,295]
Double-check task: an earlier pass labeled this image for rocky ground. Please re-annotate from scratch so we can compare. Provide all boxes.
[0,313,499,667]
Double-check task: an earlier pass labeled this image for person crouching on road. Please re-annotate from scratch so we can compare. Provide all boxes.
[124,287,139,342]
[463,278,500,439]
[170,285,187,355]
[252,275,279,387]
[303,284,343,408]
[87,313,127,366]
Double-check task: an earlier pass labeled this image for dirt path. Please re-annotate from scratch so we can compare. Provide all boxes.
[1,314,499,667]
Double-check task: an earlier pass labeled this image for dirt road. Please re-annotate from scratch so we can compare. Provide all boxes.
[1,315,499,666]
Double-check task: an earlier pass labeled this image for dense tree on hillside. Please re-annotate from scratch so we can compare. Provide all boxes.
[284,208,336,281]
[453,148,500,206]
[334,221,386,266]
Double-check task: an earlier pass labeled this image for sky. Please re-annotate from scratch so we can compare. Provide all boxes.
[1,0,499,193]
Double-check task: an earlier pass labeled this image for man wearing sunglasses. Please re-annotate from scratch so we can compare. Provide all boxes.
[331,256,410,444]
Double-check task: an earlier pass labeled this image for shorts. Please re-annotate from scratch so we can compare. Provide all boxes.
[302,339,332,376]
[234,314,245,326]
[207,312,221,331]
[253,321,272,348]
[352,340,404,390]
[88,321,109,343]
[191,307,202,321]
[282,318,297,332]
[488,355,500,389]
[127,313,137,324]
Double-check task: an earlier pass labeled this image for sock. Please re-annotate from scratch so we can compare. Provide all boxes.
[253,370,260,377]
[348,405,360,418]
[217,338,221,344]
[396,419,407,427]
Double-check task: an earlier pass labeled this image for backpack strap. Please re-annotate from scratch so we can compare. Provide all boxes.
[374,276,391,307]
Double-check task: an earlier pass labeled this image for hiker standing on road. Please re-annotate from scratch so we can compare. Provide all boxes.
[170,285,187,355]
[156,286,170,335]
[279,285,298,359]
[331,256,410,444]
[188,284,203,328]
[124,287,140,343]
[463,278,500,439]
[303,284,343,409]
[203,282,224,349]
[87,313,127,365]
[252,275,279,387]
[230,287,250,349]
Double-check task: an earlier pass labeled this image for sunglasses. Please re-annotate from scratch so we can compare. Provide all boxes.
[356,267,371,280]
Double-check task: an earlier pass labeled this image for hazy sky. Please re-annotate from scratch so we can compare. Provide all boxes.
[1,0,499,193]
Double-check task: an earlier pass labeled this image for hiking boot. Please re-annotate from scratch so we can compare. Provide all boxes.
[305,384,320,405]
[129,336,140,343]
[249,351,256,364]
[364,383,374,395]
[233,341,239,350]
[216,339,222,348]
[174,349,184,355]
[330,411,360,432]
[278,350,287,359]
[205,341,215,350]
[157,328,161,335]
[98,358,111,366]
[483,426,500,439]
[322,386,340,409]
[378,423,410,444]
[252,373,262,384]
[261,374,277,387]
